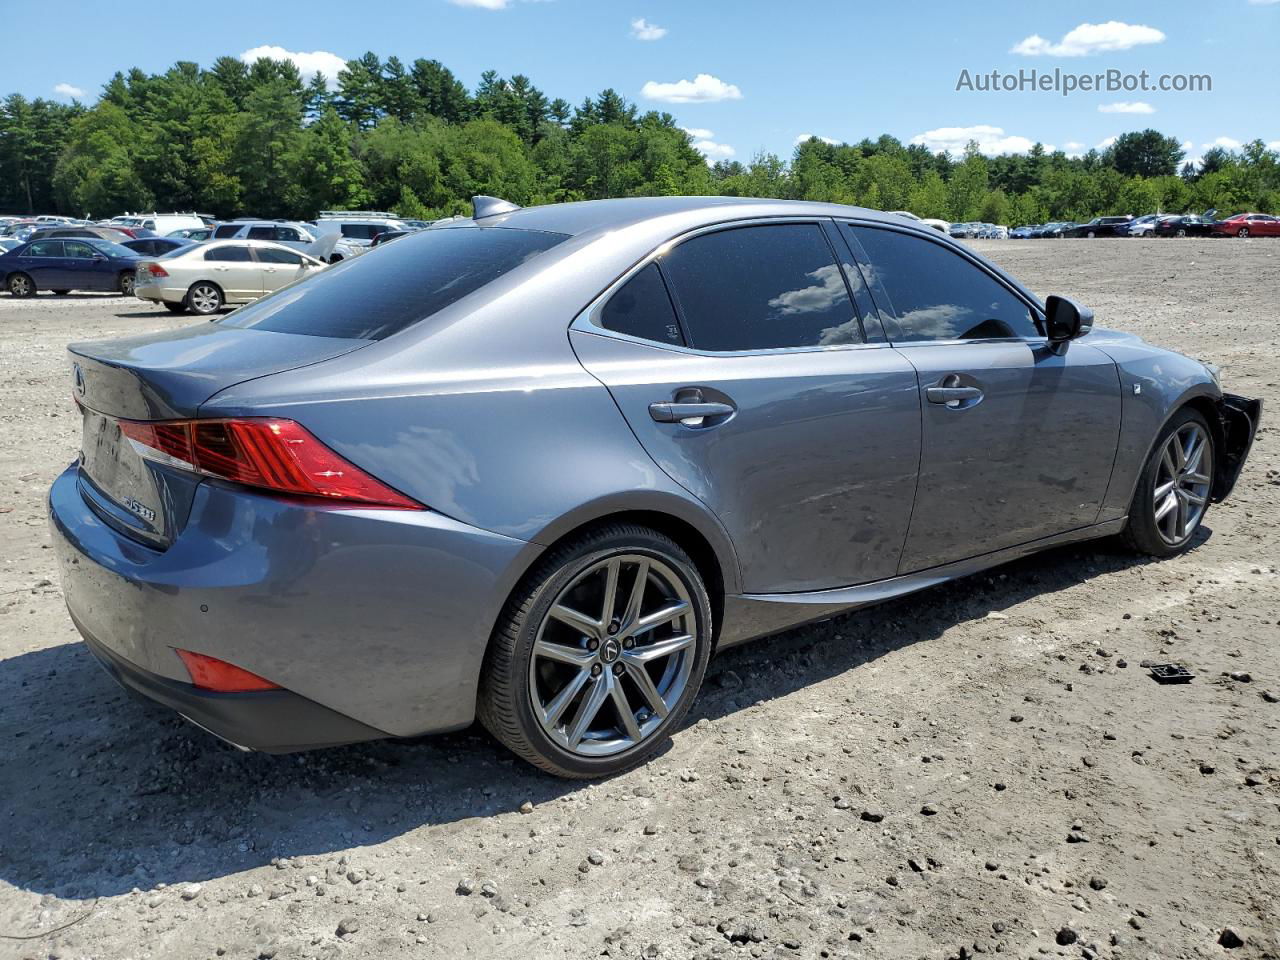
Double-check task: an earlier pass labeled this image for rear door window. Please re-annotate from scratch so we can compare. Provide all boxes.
[205,245,253,262]
[25,240,63,257]
[218,227,568,340]
[212,224,242,239]
[659,223,862,351]
[339,223,381,240]
[247,226,275,240]
[847,225,1040,342]
[599,263,685,346]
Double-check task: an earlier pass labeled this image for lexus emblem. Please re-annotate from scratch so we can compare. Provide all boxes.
[72,363,85,398]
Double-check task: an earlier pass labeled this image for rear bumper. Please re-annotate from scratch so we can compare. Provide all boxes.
[49,463,541,740]
[78,620,386,752]
[133,283,186,304]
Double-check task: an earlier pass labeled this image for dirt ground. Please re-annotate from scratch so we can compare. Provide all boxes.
[1,238,1277,960]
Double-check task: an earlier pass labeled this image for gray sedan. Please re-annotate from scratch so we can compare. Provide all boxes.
[49,196,1260,778]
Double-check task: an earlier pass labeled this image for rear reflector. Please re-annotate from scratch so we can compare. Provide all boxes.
[176,649,281,693]
[118,417,422,509]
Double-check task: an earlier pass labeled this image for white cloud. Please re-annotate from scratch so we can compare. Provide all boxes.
[680,127,734,163]
[795,133,839,145]
[1064,141,1085,150]
[449,0,510,7]
[1096,135,1118,149]
[680,127,714,139]
[910,124,1038,156]
[1181,139,1194,151]
[1269,140,1280,151]
[239,45,347,87]
[630,17,667,40]
[641,73,742,104]
[1202,136,1242,150]
[1012,21,1165,57]
[1098,101,1155,114]
[53,82,85,99]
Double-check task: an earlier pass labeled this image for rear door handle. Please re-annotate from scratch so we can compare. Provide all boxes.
[649,401,736,424]
[926,386,984,404]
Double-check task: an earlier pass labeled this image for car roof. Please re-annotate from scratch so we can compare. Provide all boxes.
[438,195,929,241]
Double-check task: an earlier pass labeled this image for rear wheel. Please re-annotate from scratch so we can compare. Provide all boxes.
[118,271,135,296]
[1237,227,1250,238]
[186,282,223,316]
[1123,408,1214,558]
[7,273,34,298]
[163,301,187,314]
[1175,228,1187,238]
[479,524,713,778]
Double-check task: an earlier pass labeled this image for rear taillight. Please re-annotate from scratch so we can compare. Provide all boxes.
[142,262,168,278]
[119,417,422,509]
[176,649,281,692]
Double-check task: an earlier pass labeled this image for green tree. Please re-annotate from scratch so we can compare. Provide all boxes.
[1105,129,1184,178]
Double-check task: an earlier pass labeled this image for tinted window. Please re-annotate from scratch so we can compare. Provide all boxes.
[256,247,303,265]
[64,240,97,258]
[660,224,861,351]
[275,227,302,242]
[205,245,253,262]
[25,240,62,257]
[848,226,1039,342]
[600,263,684,346]
[212,224,242,239]
[340,223,381,240]
[218,227,568,340]
[247,226,275,240]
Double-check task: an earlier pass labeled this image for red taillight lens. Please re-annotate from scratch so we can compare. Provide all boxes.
[175,649,281,693]
[144,262,169,278]
[119,417,422,509]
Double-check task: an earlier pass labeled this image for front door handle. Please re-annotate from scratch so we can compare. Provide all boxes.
[926,386,983,404]
[649,401,736,424]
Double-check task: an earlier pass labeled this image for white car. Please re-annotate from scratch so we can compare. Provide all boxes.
[133,239,326,315]
[888,210,951,234]
[312,211,407,255]
[105,213,206,235]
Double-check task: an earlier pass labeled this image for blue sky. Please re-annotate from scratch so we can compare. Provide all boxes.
[5,0,1277,166]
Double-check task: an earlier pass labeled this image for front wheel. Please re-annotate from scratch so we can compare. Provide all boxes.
[1086,231,1096,238]
[1123,408,1214,557]
[186,282,223,316]
[478,525,713,778]
[1175,228,1187,238]
[7,273,34,298]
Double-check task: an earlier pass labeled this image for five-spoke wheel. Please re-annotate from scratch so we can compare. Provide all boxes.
[1125,408,1215,556]
[479,525,712,778]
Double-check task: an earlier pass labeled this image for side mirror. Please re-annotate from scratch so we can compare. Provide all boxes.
[1044,295,1093,348]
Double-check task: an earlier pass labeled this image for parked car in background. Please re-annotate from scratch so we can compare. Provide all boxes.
[312,211,407,257]
[30,225,134,244]
[0,238,21,254]
[50,195,1260,777]
[977,224,1009,239]
[211,220,359,263]
[1211,213,1280,238]
[1,237,140,297]
[1066,216,1132,238]
[948,222,981,239]
[370,229,415,247]
[121,236,194,258]
[1122,214,1161,237]
[1154,214,1217,238]
[1010,225,1035,239]
[133,238,327,315]
[105,213,206,236]
[168,227,213,241]
[1040,222,1078,239]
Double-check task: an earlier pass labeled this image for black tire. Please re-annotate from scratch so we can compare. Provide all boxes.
[118,271,135,296]
[478,524,713,779]
[53,289,71,296]
[185,281,223,316]
[163,301,187,314]
[1175,228,1187,238]
[1086,231,1096,238]
[1123,407,1215,558]
[1237,227,1249,239]
[7,272,35,298]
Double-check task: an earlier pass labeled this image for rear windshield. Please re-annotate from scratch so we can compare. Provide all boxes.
[217,226,568,340]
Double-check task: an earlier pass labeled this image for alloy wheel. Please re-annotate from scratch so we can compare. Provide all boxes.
[189,284,220,313]
[528,553,695,757]
[1152,422,1213,546]
[10,275,30,296]
[120,273,135,296]
[1238,228,1249,238]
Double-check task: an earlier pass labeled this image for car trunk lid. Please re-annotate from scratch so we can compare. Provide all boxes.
[69,323,368,547]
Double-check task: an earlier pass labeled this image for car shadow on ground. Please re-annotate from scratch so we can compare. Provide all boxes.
[0,531,1197,901]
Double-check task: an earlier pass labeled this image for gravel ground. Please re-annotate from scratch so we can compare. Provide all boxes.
[1,239,1278,960]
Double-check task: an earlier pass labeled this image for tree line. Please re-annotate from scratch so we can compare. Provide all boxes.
[1,52,1277,224]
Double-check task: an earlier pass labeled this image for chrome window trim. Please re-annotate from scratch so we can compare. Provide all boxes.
[570,216,889,359]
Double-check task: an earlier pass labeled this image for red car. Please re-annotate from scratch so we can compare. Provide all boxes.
[1212,213,1280,238]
